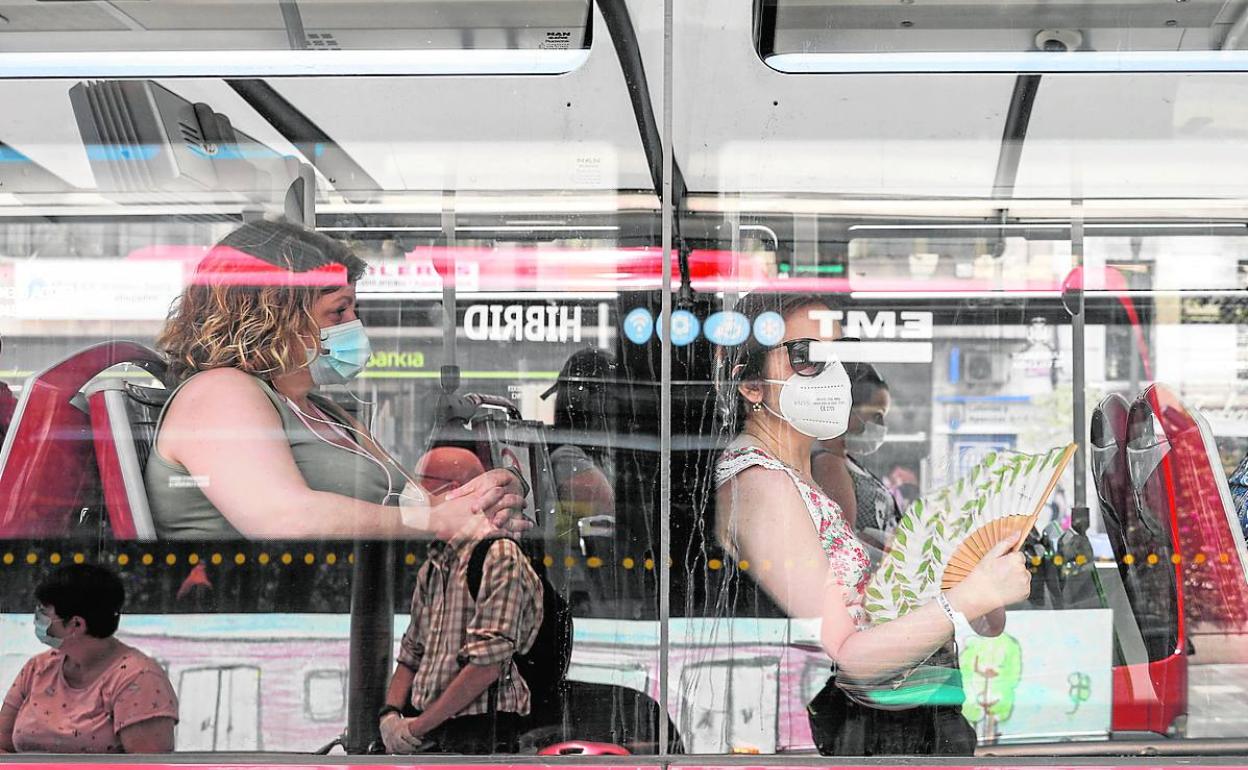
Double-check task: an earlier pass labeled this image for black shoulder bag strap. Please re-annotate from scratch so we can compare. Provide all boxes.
[466,537,509,751]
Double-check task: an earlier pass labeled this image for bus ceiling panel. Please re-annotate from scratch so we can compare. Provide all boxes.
[0,1,652,198]
[763,0,1239,55]
[0,81,96,190]
[1012,73,1248,199]
[675,0,1014,199]
[0,0,131,33]
[0,140,79,194]
[0,67,650,199]
[0,0,592,54]
[263,4,661,194]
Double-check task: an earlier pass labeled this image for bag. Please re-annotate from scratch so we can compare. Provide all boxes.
[808,673,976,756]
[467,537,574,718]
[838,663,966,710]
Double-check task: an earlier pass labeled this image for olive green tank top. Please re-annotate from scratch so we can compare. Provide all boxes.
[145,373,402,539]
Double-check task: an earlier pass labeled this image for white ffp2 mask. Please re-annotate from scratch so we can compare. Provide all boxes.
[762,358,853,440]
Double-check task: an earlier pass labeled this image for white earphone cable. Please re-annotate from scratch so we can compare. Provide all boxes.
[284,396,420,504]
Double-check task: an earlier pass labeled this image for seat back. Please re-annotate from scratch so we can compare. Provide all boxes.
[85,381,170,540]
[1124,394,1183,660]
[0,342,165,538]
[1144,384,1248,629]
[1091,393,1133,572]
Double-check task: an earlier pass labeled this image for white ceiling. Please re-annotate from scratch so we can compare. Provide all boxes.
[2,0,1248,204]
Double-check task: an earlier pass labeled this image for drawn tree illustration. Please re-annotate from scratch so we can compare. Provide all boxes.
[960,633,1023,744]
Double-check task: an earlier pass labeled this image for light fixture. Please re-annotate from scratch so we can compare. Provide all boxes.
[764,50,1248,74]
[0,49,590,79]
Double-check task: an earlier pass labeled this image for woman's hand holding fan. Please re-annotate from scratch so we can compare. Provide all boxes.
[943,534,1032,620]
[939,516,1034,589]
[939,444,1075,591]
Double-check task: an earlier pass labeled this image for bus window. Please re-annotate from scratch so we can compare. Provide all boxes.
[3,0,1248,761]
[0,0,663,748]
[676,0,1248,758]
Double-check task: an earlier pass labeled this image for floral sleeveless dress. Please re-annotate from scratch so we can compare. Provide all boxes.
[715,445,871,628]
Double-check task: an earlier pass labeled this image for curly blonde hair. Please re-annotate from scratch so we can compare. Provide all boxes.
[157,220,367,383]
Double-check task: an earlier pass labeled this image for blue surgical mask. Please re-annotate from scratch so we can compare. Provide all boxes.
[307,319,372,386]
[34,610,62,649]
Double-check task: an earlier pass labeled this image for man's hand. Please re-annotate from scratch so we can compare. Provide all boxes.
[379,712,423,754]
[405,714,433,742]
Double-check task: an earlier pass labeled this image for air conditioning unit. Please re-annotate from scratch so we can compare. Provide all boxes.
[69,80,291,200]
[962,345,1007,386]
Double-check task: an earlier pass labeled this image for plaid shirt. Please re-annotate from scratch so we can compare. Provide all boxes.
[397,535,543,717]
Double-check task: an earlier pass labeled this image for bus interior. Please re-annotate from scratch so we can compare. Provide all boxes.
[1,0,1248,759]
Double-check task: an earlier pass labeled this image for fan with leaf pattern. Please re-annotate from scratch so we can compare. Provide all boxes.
[864,444,1075,623]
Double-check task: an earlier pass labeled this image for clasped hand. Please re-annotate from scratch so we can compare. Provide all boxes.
[444,468,531,533]
[379,712,425,754]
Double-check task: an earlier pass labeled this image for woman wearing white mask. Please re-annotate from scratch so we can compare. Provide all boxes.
[146,219,525,540]
[0,564,177,753]
[713,293,1030,756]
[811,361,901,558]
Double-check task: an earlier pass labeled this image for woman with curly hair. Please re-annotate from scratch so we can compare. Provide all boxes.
[146,219,524,540]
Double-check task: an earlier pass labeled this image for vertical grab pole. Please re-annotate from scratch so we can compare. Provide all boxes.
[441,191,458,389]
[277,0,308,50]
[1067,201,1089,526]
[346,541,395,753]
[658,0,675,756]
[317,164,395,752]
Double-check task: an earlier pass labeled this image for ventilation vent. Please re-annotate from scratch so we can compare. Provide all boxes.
[304,31,341,50]
[178,120,204,152]
[69,79,282,199]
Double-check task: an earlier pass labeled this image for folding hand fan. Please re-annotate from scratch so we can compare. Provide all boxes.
[864,444,1076,623]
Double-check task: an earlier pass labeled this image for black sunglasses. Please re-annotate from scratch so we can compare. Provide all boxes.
[772,338,827,377]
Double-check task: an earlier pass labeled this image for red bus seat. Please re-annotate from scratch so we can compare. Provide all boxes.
[1143,384,1248,629]
[1116,390,1187,735]
[0,342,166,538]
[537,740,630,756]
[85,381,170,541]
[1092,393,1187,735]
[1115,384,1248,735]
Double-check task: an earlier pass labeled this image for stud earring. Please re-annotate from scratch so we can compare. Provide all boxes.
[751,402,763,412]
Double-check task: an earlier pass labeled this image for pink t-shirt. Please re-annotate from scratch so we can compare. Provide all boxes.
[3,645,179,753]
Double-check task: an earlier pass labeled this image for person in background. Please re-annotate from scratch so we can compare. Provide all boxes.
[378,501,543,753]
[414,447,488,497]
[146,218,525,540]
[0,564,178,754]
[811,361,902,559]
[543,348,619,534]
[0,338,16,442]
[1227,453,1248,541]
